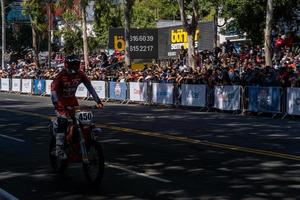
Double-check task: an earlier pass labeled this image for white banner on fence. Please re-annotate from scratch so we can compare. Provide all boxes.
[152,83,174,104]
[21,79,32,93]
[45,80,53,95]
[214,85,240,111]
[287,88,300,115]
[181,84,206,107]
[76,83,88,98]
[129,82,148,102]
[1,78,10,91]
[11,79,21,92]
[91,81,106,99]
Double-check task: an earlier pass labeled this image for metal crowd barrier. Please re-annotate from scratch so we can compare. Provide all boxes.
[1,78,300,118]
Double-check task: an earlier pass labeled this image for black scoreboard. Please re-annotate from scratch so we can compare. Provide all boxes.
[109,28,158,59]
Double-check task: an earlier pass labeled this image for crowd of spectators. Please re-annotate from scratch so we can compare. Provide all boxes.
[1,32,300,88]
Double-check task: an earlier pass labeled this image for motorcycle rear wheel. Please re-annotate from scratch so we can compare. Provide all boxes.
[82,142,105,185]
[49,135,68,174]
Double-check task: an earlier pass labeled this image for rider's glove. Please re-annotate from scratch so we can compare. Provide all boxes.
[96,102,104,109]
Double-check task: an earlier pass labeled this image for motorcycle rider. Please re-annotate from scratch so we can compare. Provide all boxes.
[51,54,104,159]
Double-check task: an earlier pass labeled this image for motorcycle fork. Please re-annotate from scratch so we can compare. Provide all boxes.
[75,120,89,164]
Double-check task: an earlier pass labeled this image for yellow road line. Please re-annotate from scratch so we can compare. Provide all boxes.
[1,107,300,161]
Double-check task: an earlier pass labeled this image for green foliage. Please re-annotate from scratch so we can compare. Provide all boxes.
[131,1,156,28]
[218,0,299,44]
[22,0,47,32]
[58,9,83,54]
[93,0,123,48]
[132,0,180,27]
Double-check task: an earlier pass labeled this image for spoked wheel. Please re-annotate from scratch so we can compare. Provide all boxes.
[82,142,105,185]
[49,135,68,174]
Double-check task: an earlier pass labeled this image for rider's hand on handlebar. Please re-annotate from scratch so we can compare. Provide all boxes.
[96,102,104,109]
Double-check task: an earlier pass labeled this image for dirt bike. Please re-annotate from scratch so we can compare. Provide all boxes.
[49,105,104,185]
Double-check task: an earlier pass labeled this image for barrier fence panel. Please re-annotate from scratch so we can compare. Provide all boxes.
[286,87,300,116]
[129,82,148,102]
[247,86,281,113]
[11,78,21,92]
[21,79,32,94]
[181,84,206,107]
[214,85,241,111]
[0,78,10,91]
[76,83,88,98]
[152,83,174,104]
[109,82,127,100]
[45,80,53,95]
[3,79,299,118]
[33,79,46,95]
[91,81,106,99]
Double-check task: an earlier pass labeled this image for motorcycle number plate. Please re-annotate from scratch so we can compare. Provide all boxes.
[75,111,93,124]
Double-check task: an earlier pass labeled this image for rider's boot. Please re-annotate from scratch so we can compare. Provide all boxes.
[56,132,67,160]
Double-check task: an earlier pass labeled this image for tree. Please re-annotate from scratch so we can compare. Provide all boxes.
[130,0,180,28]
[93,0,122,48]
[1,0,5,69]
[58,8,83,55]
[217,0,299,44]
[265,0,273,67]
[0,0,13,68]
[177,0,198,68]
[80,0,89,70]
[123,0,134,67]
[93,0,179,49]
[23,0,48,67]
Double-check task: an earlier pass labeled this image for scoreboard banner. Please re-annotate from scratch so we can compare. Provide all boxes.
[108,28,158,59]
[158,22,215,59]
[109,22,215,60]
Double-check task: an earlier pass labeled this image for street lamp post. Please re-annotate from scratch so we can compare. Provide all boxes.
[1,0,6,70]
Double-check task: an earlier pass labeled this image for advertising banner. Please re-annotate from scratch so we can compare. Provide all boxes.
[286,88,300,115]
[157,22,215,59]
[33,79,46,95]
[0,78,10,91]
[45,80,53,95]
[152,83,174,104]
[248,86,281,113]
[11,78,21,92]
[75,83,88,98]
[214,86,241,111]
[181,84,206,107]
[109,82,127,100]
[21,79,32,93]
[91,81,106,99]
[129,82,148,102]
[109,28,158,59]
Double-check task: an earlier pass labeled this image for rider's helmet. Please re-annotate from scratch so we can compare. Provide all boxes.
[64,54,81,74]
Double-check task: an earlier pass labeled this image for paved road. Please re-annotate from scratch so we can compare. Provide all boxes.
[1,93,300,200]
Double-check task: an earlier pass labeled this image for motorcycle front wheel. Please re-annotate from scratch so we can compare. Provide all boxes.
[82,142,105,185]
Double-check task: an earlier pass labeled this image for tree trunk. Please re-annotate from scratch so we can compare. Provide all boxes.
[123,0,131,67]
[187,31,195,69]
[265,0,273,67]
[81,5,89,71]
[214,6,218,48]
[30,16,39,67]
[177,0,197,69]
[1,0,6,70]
[47,3,52,68]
